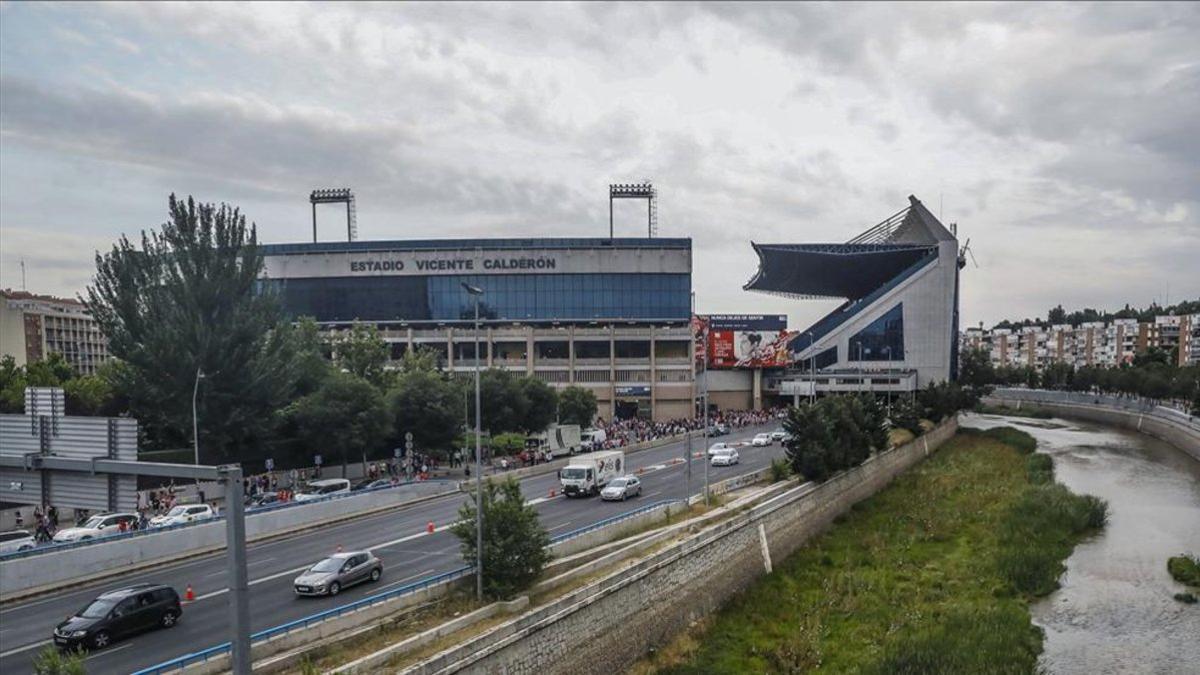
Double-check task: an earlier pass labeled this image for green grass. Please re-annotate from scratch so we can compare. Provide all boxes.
[647,427,1106,675]
[1168,554,1200,588]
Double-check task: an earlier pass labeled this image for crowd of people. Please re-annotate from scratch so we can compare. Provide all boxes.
[584,407,784,450]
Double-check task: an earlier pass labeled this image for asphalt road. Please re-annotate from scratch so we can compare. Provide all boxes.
[0,422,785,674]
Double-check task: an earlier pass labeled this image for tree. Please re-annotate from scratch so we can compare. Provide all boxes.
[889,395,923,436]
[917,381,980,422]
[958,347,995,391]
[1047,304,1067,324]
[450,477,552,599]
[85,194,294,462]
[518,377,558,432]
[387,368,463,459]
[332,323,391,387]
[0,355,28,412]
[284,372,388,477]
[476,369,528,433]
[62,361,125,416]
[281,316,334,397]
[24,353,74,386]
[782,396,889,483]
[558,386,598,427]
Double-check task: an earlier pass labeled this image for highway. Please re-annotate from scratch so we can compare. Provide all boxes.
[0,422,785,674]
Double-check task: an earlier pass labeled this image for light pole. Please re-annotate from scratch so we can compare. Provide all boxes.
[702,319,710,505]
[462,281,485,601]
[806,331,815,405]
[192,367,205,465]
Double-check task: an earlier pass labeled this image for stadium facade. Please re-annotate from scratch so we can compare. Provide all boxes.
[259,238,695,421]
[744,195,960,399]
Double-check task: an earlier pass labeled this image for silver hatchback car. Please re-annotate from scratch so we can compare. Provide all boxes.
[293,551,383,597]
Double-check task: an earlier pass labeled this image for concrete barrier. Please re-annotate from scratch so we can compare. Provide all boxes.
[0,481,457,601]
[983,392,1200,461]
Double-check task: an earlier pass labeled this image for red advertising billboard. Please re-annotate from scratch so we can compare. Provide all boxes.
[694,315,797,369]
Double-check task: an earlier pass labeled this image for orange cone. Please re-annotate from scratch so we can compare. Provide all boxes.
[184,584,195,602]
[426,521,435,534]
[549,488,556,498]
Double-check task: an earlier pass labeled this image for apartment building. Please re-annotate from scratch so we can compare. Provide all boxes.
[0,290,109,375]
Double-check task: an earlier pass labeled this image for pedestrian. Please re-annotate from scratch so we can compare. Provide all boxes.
[14,509,22,528]
[138,511,149,531]
[198,488,206,505]
[48,505,58,527]
[118,518,128,534]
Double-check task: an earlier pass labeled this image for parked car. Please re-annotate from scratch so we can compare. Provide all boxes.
[53,584,181,650]
[707,442,732,457]
[294,478,351,502]
[0,529,36,554]
[751,433,772,447]
[149,504,215,528]
[246,491,280,507]
[770,430,787,442]
[53,513,138,543]
[600,476,642,501]
[710,448,740,467]
[293,551,383,597]
[352,478,391,491]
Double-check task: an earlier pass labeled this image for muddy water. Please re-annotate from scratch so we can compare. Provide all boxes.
[962,412,1200,675]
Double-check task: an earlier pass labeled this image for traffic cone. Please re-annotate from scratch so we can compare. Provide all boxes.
[549,488,556,498]
[184,584,194,602]
[426,521,435,534]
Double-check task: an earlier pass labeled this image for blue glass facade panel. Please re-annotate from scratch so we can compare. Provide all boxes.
[848,303,905,361]
[264,273,690,323]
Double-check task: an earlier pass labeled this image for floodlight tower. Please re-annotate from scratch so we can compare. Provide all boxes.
[310,188,357,242]
[609,181,657,238]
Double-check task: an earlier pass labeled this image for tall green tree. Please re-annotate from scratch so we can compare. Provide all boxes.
[450,477,552,599]
[332,323,391,387]
[285,372,388,477]
[519,377,558,432]
[476,369,528,433]
[0,355,28,412]
[84,194,294,461]
[387,368,463,458]
[783,396,890,483]
[558,386,599,427]
[958,347,995,391]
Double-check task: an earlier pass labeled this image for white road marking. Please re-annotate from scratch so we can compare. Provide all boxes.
[372,569,435,592]
[0,638,50,658]
[546,521,574,532]
[203,556,275,577]
[86,642,132,660]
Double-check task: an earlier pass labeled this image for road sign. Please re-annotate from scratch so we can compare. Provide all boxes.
[393,447,402,458]
[265,458,275,471]
[314,454,323,466]
[405,431,413,442]
[406,439,414,451]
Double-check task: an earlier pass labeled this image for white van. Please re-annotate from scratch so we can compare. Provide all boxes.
[294,478,351,502]
[580,428,608,451]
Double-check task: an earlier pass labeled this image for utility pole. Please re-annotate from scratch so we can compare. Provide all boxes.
[192,368,205,464]
[462,281,485,601]
[222,465,251,674]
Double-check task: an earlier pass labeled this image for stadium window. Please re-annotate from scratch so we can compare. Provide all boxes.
[848,304,905,361]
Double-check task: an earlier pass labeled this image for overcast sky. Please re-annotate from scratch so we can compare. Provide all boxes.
[1,2,1197,328]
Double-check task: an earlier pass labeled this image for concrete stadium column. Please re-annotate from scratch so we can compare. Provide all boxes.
[486,326,494,367]
[753,368,763,411]
[609,324,616,420]
[406,326,414,354]
[446,327,454,369]
[526,327,534,375]
[649,325,658,420]
[568,325,576,384]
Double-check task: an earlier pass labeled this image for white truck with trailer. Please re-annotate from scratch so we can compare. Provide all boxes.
[558,450,625,498]
[527,424,583,459]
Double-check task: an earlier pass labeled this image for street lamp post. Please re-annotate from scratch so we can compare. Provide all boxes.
[806,331,815,405]
[462,282,485,601]
[192,367,205,465]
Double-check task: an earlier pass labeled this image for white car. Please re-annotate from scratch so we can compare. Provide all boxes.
[707,442,732,457]
[294,478,351,502]
[600,476,642,501]
[0,530,36,553]
[53,513,138,543]
[710,448,740,467]
[751,433,772,447]
[149,504,215,528]
[770,430,787,442]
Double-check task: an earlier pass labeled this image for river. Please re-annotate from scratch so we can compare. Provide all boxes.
[963,412,1200,675]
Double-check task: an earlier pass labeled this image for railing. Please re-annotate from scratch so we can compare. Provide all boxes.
[130,566,475,675]
[549,499,682,545]
[990,388,1200,433]
[0,479,458,562]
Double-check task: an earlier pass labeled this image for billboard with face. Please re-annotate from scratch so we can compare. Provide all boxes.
[695,315,796,369]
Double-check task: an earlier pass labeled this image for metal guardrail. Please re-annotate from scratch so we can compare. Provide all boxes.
[991,388,1200,433]
[129,499,686,674]
[0,479,458,562]
[130,566,475,675]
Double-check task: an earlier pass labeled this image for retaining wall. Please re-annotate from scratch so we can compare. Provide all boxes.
[983,393,1200,461]
[0,481,456,600]
[405,418,959,675]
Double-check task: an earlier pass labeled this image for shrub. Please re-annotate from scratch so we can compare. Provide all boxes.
[982,427,1037,454]
[32,646,85,675]
[489,432,527,456]
[1025,453,1055,484]
[769,458,793,482]
[1167,554,1200,587]
[861,606,1041,675]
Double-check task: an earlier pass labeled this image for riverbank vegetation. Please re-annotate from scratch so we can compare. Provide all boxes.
[1168,554,1200,602]
[644,427,1107,674]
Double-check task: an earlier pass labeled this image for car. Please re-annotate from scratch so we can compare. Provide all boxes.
[707,442,732,457]
[245,491,280,507]
[53,513,138,543]
[751,433,772,447]
[53,584,181,650]
[0,529,36,553]
[715,423,731,436]
[294,478,351,502]
[770,430,787,442]
[600,476,642,501]
[710,448,740,467]
[352,478,392,491]
[149,504,215,528]
[294,551,383,597]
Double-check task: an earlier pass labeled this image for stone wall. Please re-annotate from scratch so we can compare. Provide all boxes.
[406,418,959,675]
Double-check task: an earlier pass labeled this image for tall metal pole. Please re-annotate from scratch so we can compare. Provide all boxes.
[702,322,710,505]
[311,202,317,242]
[609,195,614,239]
[222,466,251,674]
[807,331,815,405]
[472,292,483,601]
[192,367,204,465]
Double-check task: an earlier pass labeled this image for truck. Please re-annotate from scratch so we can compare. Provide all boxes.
[558,450,625,498]
[527,424,582,459]
[580,428,608,451]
